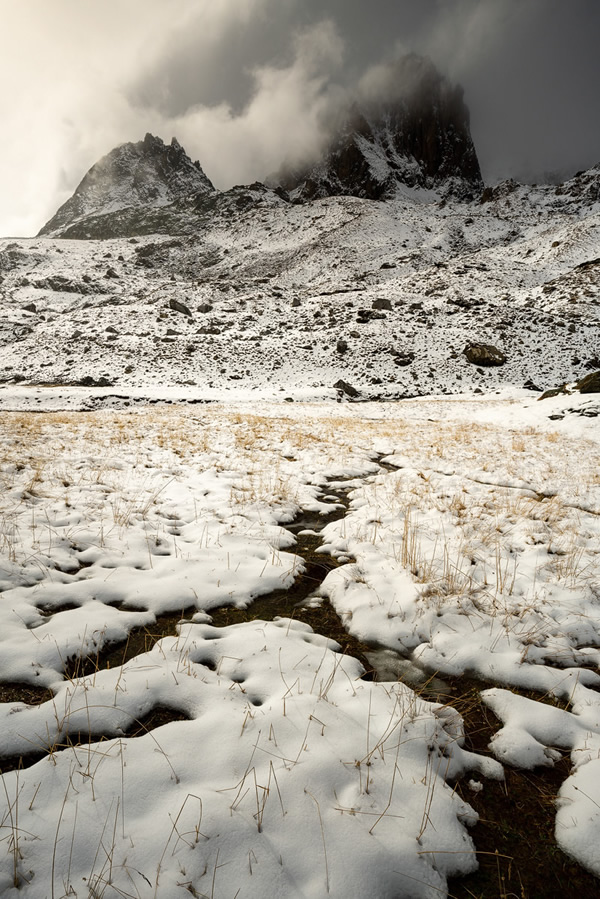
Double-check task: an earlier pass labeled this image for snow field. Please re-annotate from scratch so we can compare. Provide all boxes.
[1,618,499,898]
[1,396,599,894]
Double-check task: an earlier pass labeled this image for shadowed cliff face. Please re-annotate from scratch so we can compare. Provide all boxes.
[39,134,215,237]
[273,55,483,201]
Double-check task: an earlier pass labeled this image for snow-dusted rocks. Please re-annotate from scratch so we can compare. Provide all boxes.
[38,134,215,239]
[576,369,600,392]
[0,52,594,399]
[2,168,599,399]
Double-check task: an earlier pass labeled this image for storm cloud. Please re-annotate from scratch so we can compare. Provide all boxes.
[1,0,599,235]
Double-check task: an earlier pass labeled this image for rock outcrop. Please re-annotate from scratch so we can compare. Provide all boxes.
[272,55,482,201]
[39,134,215,238]
[555,164,600,209]
[575,370,600,393]
[463,342,507,367]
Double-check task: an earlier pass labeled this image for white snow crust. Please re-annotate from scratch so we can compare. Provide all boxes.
[0,396,599,893]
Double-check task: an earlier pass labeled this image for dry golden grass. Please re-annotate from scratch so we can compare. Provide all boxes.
[1,405,599,588]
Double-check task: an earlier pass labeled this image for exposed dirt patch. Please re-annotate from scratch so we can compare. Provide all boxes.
[62,607,196,680]
[0,682,54,706]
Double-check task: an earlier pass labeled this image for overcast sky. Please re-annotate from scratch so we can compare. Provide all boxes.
[1,0,599,236]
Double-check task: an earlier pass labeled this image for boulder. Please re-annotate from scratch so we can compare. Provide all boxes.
[169,299,192,318]
[357,308,386,324]
[575,370,600,393]
[463,342,507,367]
[393,352,414,367]
[539,385,568,400]
[333,379,359,398]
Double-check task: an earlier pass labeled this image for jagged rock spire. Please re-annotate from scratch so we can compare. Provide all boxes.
[39,134,214,237]
[272,55,483,201]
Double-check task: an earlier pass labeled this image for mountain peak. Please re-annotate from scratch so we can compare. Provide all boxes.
[271,55,483,201]
[39,134,214,237]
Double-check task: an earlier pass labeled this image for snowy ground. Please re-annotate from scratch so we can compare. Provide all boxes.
[1,392,600,897]
[1,177,599,400]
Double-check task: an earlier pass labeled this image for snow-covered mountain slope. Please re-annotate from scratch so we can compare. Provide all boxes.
[1,168,599,404]
[39,133,214,239]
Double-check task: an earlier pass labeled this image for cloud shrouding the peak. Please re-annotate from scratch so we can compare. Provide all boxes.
[159,18,348,189]
[1,0,599,235]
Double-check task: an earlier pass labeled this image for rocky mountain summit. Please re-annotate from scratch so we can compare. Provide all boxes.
[38,56,483,241]
[39,134,215,239]
[272,55,482,202]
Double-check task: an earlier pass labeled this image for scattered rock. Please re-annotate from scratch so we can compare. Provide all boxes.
[333,379,359,398]
[33,275,105,294]
[23,303,37,313]
[169,299,192,317]
[573,405,600,417]
[75,376,114,387]
[393,352,414,367]
[463,342,507,367]
[357,309,386,324]
[539,385,568,400]
[372,298,393,310]
[575,370,600,393]
[197,303,213,314]
[336,339,348,354]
